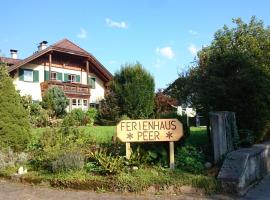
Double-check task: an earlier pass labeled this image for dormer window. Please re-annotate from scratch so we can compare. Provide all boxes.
[68,74,76,83]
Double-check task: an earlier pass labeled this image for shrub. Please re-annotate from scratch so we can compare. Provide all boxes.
[41,87,69,118]
[175,145,205,174]
[89,150,125,174]
[0,64,31,151]
[52,152,85,173]
[0,149,28,169]
[86,108,97,126]
[29,103,49,127]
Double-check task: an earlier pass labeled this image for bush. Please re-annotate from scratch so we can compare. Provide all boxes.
[62,108,97,127]
[175,145,205,174]
[29,103,49,127]
[0,149,28,169]
[52,152,84,173]
[89,150,125,174]
[86,108,97,126]
[41,87,69,118]
[0,64,31,151]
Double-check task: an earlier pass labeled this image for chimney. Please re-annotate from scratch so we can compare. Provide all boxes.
[38,41,48,51]
[10,49,18,59]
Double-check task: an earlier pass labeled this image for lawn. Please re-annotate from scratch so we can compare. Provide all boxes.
[31,126,207,145]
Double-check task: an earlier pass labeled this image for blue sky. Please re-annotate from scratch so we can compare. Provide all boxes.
[1,0,270,89]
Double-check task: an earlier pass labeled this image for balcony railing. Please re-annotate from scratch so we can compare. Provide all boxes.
[41,81,91,98]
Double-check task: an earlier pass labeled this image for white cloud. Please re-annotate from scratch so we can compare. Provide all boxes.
[189,30,198,36]
[188,44,199,56]
[77,28,87,39]
[156,46,175,59]
[105,18,128,29]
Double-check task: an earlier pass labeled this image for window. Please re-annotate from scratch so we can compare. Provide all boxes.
[83,100,88,106]
[51,72,57,80]
[24,70,33,82]
[78,99,82,106]
[72,99,77,106]
[90,103,99,109]
[88,77,96,89]
[68,74,76,83]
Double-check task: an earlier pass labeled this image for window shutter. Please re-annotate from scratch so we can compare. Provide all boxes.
[44,71,49,81]
[33,70,39,82]
[91,78,96,89]
[76,75,80,83]
[64,73,68,82]
[19,69,24,81]
[57,72,63,81]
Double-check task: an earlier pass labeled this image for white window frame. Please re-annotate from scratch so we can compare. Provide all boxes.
[24,70,33,82]
[68,74,76,83]
[78,99,82,106]
[72,99,77,106]
[83,99,88,107]
[51,71,57,80]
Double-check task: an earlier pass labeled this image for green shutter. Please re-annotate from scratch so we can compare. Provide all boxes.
[33,70,39,82]
[91,78,96,89]
[57,72,63,81]
[44,71,49,81]
[64,73,68,82]
[19,69,24,81]
[76,75,80,83]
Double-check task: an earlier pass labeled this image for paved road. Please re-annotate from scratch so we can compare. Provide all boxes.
[240,174,270,200]
[0,179,233,200]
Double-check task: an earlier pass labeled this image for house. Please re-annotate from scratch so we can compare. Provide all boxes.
[0,39,112,111]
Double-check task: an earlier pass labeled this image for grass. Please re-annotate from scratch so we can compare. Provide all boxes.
[186,126,208,147]
[7,167,218,193]
[31,126,206,145]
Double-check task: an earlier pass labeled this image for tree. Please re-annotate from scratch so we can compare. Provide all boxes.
[0,63,31,150]
[41,87,69,118]
[154,89,178,117]
[111,62,155,119]
[166,17,270,141]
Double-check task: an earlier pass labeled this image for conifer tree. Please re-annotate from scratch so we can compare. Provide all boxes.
[0,63,30,150]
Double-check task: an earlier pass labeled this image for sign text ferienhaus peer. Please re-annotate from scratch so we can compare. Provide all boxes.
[117,119,183,142]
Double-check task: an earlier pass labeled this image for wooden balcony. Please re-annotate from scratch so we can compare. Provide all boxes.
[41,81,91,98]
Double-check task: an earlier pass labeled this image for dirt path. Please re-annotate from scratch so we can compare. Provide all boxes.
[0,179,231,200]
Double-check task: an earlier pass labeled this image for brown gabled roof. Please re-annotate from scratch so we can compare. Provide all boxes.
[8,38,112,81]
[0,57,21,65]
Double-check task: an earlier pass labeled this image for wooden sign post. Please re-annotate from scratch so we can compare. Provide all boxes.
[116,119,183,169]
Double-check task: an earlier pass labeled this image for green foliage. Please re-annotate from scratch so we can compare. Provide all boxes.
[41,87,69,118]
[175,145,205,174]
[0,64,31,151]
[29,103,49,127]
[86,108,97,126]
[237,129,255,147]
[166,17,270,142]
[110,62,155,119]
[62,108,97,127]
[96,91,121,125]
[89,150,125,174]
[52,152,84,173]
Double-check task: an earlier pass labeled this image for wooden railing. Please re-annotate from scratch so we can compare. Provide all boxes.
[41,81,90,98]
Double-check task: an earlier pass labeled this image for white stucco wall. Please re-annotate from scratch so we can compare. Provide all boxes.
[13,64,106,104]
[89,72,105,104]
[13,64,44,101]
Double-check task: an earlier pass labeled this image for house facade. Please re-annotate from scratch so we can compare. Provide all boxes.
[0,39,112,111]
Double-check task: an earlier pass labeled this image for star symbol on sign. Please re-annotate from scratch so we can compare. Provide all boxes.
[166,132,173,139]
[126,132,133,140]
